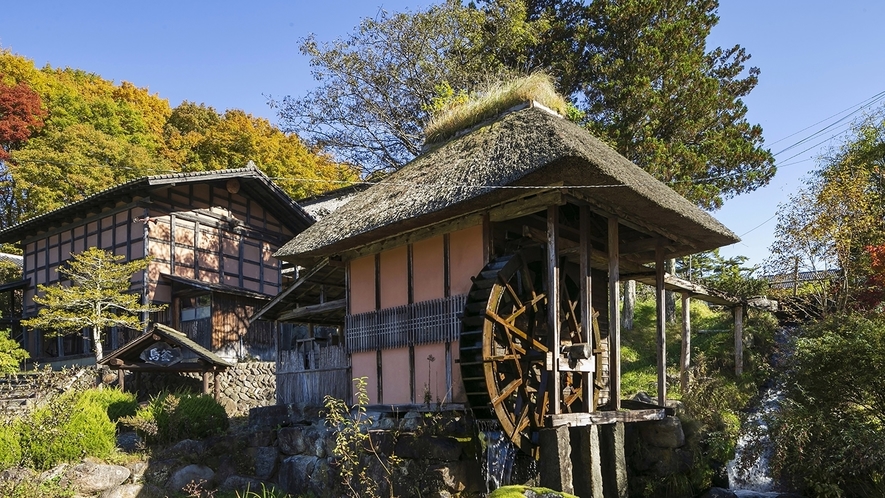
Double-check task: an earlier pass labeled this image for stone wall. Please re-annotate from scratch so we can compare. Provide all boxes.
[126,361,276,417]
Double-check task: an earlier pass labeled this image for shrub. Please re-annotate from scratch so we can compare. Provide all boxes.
[21,388,117,469]
[121,390,228,444]
[0,419,21,468]
[76,386,137,422]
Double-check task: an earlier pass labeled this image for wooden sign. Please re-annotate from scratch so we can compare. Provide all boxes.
[140,342,183,366]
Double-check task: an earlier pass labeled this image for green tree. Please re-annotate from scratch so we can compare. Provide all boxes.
[766,108,885,313]
[22,247,164,362]
[0,328,28,373]
[275,0,774,209]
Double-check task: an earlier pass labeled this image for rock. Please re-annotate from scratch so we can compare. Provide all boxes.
[637,416,685,448]
[39,463,68,483]
[167,464,215,493]
[219,475,270,493]
[278,426,309,455]
[100,483,164,498]
[249,446,279,479]
[0,466,35,485]
[699,487,738,498]
[116,431,142,453]
[163,438,205,458]
[124,460,149,482]
[395,433,462,461]
[277,455,318,495]
[59,462,131,495]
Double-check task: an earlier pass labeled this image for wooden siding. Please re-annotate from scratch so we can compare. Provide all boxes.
[277,343,350,405]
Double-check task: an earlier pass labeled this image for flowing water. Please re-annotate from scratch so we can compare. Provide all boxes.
[727,327,794,497]
[476,419,518,494]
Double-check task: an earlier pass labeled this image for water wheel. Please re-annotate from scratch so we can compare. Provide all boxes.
[460,251,604,457]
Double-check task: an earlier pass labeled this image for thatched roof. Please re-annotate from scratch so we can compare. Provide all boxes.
[275,104,738,264]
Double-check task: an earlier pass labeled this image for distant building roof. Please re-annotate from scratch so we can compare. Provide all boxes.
[0,253,23,268]
[0,164,313,244]
[765,269,841,290]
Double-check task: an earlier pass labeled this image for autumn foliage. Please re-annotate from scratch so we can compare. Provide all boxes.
[0,78,46,160]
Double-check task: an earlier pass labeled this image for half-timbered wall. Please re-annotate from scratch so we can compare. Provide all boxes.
[20,205,147,358]
[347,225,483,405]
[145,184,292,304]
[18,181,296,362]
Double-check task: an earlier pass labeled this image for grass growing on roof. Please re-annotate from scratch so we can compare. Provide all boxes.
[423,72,570,146]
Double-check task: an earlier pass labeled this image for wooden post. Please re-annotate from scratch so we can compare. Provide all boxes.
[734,305,744,376]
[680,293,691,394]
[202,371,210,395]
[608,217,621,409]
[655,244,667,406]
[579,205,593,412]
[213,370,220,400]
[118,369,125,392]
[547,206,561,414]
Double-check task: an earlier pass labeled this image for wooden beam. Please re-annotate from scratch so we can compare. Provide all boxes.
[608,216,621,410]
[579,205,593,412]
[680,293,691,394]
[734,305,744,376]
[547,205,561,414]
[547,408,667,427]
[655,244,667,406]
[277,299,347,322]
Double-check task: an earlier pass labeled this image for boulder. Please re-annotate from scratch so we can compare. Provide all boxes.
[637,416,685,448]
[167,464,215,493]
[699,488,738,498]
[59,462,131,495]
[100,483,164,498]
[395,433,462,461]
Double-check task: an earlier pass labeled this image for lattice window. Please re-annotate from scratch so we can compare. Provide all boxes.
[345,294,467,352]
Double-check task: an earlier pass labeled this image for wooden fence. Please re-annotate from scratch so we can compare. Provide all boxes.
[276,342,350,405]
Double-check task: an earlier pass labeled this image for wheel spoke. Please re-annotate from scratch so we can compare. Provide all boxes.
[486,309,549,353]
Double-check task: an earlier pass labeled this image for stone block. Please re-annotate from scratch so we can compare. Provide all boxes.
[394,433,462,461]
[637,416,685,449]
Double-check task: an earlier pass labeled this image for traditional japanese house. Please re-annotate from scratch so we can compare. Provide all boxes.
[0,165,312,366]
[268,101,741,460]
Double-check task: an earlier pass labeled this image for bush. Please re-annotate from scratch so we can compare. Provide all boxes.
[76,386,137,422]
[769,312,885,495]
[121,390,228,444]
[0,419,21,468]
[21,388,117,469]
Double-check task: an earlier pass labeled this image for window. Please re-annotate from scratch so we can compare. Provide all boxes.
[181,295,211,322]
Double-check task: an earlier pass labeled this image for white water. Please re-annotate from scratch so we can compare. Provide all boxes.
[477,421,517,493]
[728,327,793,497]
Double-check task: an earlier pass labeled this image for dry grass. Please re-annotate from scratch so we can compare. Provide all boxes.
[423,72,569,146]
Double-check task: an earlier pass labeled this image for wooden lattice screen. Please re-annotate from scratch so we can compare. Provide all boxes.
[345,294,467,352]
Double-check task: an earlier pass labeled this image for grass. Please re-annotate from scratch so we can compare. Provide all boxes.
[423,72,570,146]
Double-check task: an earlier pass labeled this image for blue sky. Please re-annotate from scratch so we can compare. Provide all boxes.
[3,1,885,269]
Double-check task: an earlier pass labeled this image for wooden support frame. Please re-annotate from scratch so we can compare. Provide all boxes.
[655,244,667,406]
[547,206,562,414]
[608,216,621,409]
[579,205,593,412]
[680,293,691,394]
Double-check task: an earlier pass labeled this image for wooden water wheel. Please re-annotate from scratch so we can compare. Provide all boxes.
[460,251,605,457]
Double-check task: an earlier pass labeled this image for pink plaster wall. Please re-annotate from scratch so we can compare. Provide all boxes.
[380,245,408,309]
[449,224,485,295]
[412,236,444,302]
[351,350,379,404]
[382,346,411,404]
[414,343,446,403]
[349,255,376,314]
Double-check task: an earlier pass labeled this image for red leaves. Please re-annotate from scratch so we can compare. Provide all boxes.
[0,78,47,160]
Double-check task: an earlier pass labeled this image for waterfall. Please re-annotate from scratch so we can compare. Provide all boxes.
[727,386,782,497]
[727,327,793,497]
[477,419,517,494]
